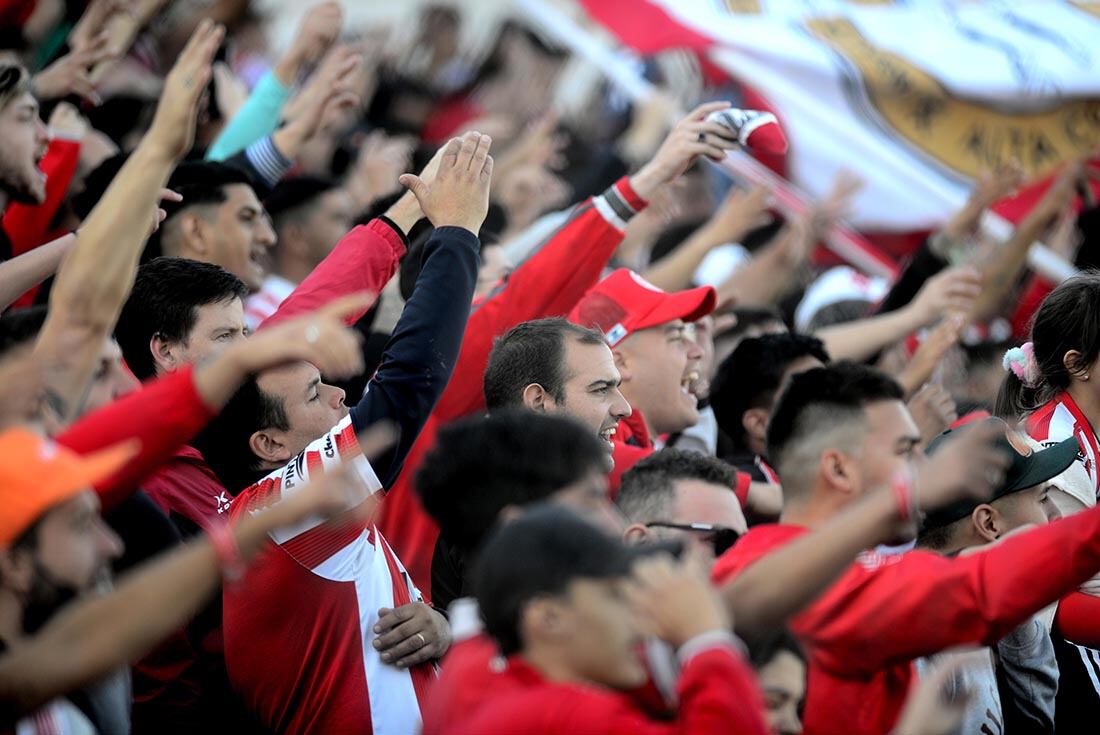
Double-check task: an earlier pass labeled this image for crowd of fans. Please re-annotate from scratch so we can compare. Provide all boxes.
[0,1,1098,734]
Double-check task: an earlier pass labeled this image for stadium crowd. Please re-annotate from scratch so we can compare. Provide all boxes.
[0,1,1098,734]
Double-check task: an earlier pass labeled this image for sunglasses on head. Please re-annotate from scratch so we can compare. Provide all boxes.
[644,521,741,556]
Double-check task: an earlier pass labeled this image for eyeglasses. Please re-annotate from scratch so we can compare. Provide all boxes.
[644,521,741,556]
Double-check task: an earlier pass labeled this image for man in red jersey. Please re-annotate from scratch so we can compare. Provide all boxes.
[713,362,1100,735]
[445,504,769,735]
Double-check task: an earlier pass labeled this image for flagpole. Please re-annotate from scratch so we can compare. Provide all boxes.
[515,0,1077,284]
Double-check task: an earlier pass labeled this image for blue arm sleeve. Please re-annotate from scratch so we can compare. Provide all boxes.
[350,226,480,486]
[206,70,292,162]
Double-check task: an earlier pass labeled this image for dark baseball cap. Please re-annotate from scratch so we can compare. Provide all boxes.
[921,418,1079,530]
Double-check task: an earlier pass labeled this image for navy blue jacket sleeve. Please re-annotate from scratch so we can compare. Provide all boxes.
[350,225,479,487]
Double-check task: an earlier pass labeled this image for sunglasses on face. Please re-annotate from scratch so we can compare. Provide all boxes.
[644,521,741,556]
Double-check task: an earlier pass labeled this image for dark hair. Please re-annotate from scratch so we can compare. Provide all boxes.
[397,205,506,301]
[474,503,630,656]
[719,307,785,342]
[192,378,290,492]
[72,152,129,221]
[748,628,806,670]
[114,257,249,381]
[805,299,873,332]
[0,305,47,356]
[415,410,608,552]
[766,363,904,497]
[263,175,339,231]
[149,161,257,257]
[996,272,1100,420]
[617,449,737,524]
[914,515,965,552]
[483,318,607,410]
[711,334,830,451]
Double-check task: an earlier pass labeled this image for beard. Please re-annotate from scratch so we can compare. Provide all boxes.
[20,561,107,635]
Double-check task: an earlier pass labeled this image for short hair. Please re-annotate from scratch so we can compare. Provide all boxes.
[415,410,608,552]
[616,449,736,524]
[151,161,257,257]
[766,363,905,498]
[483,318,606,410]
[806,299,872,332]
[114,257,249,381]
[191,377,289,492]
[263,175,339,232]
[474,504,633,656]
[397,208,505,301]
[0,305,47,356]
[711,334,830,450]
[915,516,965,552]
[0,65,29,112]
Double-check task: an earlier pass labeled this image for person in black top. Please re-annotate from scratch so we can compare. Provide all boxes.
[710,334,829,517]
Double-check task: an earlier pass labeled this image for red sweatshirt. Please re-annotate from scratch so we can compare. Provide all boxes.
[55,365,216,511]
[3,138,79,259]
[377,178,648,592]
[712,513,1100,735]
[435,640,767,735]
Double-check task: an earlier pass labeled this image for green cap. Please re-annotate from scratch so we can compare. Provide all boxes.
[921,418,1079,530]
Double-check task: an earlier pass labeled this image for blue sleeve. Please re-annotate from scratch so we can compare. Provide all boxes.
[350,226,480,486]
[223,136,293,198]
[206,71,292,162]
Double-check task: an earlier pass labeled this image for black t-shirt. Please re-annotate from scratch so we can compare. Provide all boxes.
[431,536,474,615]
[1052,633,1100,731]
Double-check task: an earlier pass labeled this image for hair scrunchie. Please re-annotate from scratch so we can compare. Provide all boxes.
[1003,342,1040,388]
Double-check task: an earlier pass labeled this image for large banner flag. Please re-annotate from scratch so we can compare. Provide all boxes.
[576,0,1100,231]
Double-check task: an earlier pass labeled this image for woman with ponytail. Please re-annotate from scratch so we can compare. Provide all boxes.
[996,270,1100,728]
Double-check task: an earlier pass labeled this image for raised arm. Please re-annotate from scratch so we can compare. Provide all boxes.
[0,234,74,310]
[59,294,370,510]
[0,463,369,725]
[206,2,342,161]
[967,161,1081,324]
[814,266,980,362]
[644,184,770,293]
[351,132,492,486]
[32,21,224,422]
[432,102,739,422]
[718,421,1010,645]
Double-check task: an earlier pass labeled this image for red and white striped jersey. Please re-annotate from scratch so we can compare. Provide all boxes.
[1026,391,1100,509]
[244,274,296,332]
[222,415,435,734]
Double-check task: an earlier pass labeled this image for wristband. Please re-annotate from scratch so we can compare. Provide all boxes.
[207,521,246,582]
[891,470,917,523]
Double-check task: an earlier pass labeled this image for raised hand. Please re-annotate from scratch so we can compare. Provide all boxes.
[346,131,415,205]
[898,315,964,399]
[278,45,362,155]
[145,19,224,160]
[626,553,730,649]
[47,102,88,141]
[971,160,1026,210]
[629,101,739,200]
[68,0,131,54]
[906,382,958,448]
[277,1,345,82]
[907,265,982,327]
[235,292,374,379]
[398,131,493,234]
[708,184,772,242]
[915,419,1012,515]
[33,31,116,105]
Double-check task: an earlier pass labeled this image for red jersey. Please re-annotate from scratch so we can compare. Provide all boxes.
[224,415,434,734]
[436,640,766,735]
[712,511,1100,735]
[1026,391,1099,507]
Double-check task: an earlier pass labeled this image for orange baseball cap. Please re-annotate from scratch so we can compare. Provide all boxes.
[0,428,138,547]
[568,269,716,347]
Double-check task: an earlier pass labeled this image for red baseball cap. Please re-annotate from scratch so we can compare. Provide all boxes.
[568,269,717,346]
